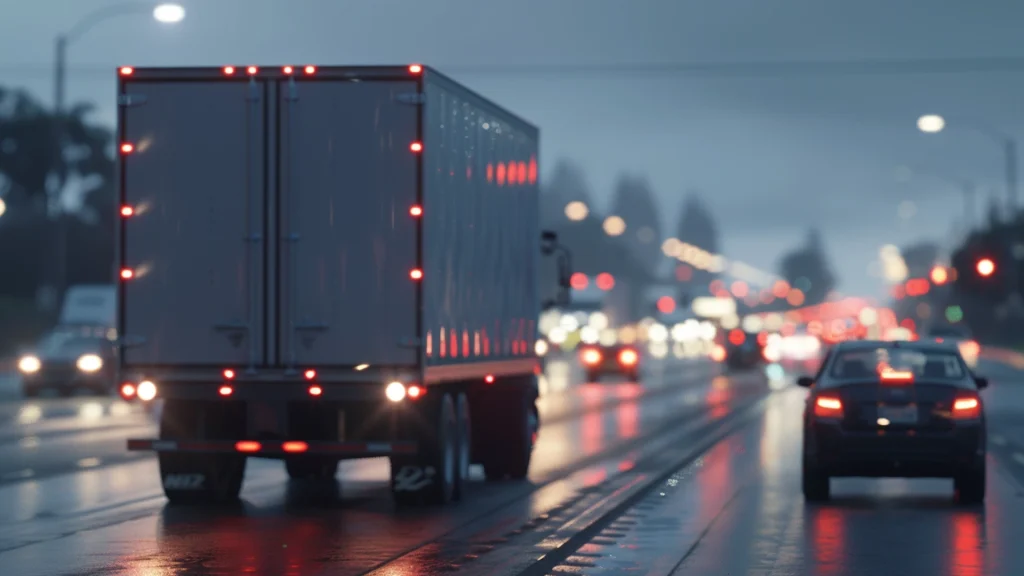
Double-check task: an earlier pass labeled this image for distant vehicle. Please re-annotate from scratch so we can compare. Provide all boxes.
[18,285,117,397]
[18,325,117,397]
[923,324,979,368]
[117,65,570,506]
[797,339,987,504]
[724,331,764,370]
[579,343,641,382]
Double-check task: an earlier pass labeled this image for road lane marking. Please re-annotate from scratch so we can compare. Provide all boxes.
[991,434,1007,446]
[1012,452,1024,466]
[77,457,102,469]
[1,469,34,481]
[18,435,40,449]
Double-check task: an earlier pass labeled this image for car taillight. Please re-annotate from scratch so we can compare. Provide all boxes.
[618,349,638,366]
[952,396,981,419]
[581,349,602,365]
[813,396,843,418]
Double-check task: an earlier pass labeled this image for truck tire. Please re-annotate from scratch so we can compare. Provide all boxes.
[158,399,246,505]
[285,457,339,480]
[453,392,472,501]
[483,385,538,481]
[390,392,457,506]
[159,452,246,505]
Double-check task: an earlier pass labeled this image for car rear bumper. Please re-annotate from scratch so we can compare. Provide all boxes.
[805,422,984,477]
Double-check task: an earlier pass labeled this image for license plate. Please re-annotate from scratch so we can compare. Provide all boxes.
[878,404,918,425]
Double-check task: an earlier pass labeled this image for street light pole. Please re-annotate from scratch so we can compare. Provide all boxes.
[1005,138,1017,214]
[48,3,185,307]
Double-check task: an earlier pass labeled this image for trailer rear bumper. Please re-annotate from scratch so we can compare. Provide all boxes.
[127,438,417,457]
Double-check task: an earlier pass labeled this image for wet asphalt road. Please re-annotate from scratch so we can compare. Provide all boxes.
[0,354,1023,575]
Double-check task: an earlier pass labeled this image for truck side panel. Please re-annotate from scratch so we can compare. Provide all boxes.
[421,75,540,369]
[120,81,265,366]
[277,80,420,368]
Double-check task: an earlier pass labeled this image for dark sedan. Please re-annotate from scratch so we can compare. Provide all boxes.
[798,339,987,504]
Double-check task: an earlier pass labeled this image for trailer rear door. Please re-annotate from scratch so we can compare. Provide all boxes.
[120,81,266,366]
[277,80,420,367]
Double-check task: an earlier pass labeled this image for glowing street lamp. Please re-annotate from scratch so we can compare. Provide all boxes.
[917,114,946,134]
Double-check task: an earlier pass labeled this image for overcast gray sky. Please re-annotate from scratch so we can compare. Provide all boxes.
[4,0,1024,297]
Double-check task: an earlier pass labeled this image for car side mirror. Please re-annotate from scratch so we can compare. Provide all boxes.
[974,375,989,389]
[796,376,814,388]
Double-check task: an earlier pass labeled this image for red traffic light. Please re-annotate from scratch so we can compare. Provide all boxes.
[976,258,996,277]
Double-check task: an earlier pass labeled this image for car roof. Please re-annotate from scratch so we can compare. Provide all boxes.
[832,339,960,352]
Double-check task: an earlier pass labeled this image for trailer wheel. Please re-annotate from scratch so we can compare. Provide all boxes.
[158,399,246,505]
[159,452,246,505]
[285,457,339,480]
[483,386,538,481]
[391,392,457,506]
[453,392,472,501]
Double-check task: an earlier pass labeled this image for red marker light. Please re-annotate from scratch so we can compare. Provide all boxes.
[283,66,294,74]
[304,65,316,75]
[246,66,258,75]
[283,441,309,453]
[219,385,233,396]
[410,205,423,217]
[120,383,136,398]
[410,141,423,153]
[308,385,323,397]
[119,66,134,76]
[408,64,423,74]
[120,268,134,280]
[223,369,235,380]
[223,66,236,75]
[410,268,423,280]
[407,385,424,398]
[120,205,134,217]
[304,369,316,380]
[235,440,261,452]
[120,143,134,154]
[484,374,495,384]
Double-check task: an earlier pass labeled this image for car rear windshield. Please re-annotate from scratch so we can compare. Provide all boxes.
[828,347,966,381]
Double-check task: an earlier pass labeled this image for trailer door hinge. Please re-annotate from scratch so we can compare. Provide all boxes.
[396,92,425,105]
[118,94,147,107]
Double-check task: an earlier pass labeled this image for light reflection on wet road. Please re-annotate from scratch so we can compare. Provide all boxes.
[0,357,769,575]
[547,364,1024,576]
[5,355,1024,575]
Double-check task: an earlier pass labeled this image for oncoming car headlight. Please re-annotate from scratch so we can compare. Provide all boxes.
[18,355,41,374]
[76,354,103,373]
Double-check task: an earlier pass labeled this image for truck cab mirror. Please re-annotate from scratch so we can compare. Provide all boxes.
[540,230,558,256]
[974,375,989,389]
[796,376,814,388]
[540,230,572,310]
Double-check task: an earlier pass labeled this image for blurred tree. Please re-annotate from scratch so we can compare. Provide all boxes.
[674,192,720,298]
[777,229,837,306]
[610,175,661,275]
[540,159,593,229]
[537,159,652,319]
[0,86,114,325]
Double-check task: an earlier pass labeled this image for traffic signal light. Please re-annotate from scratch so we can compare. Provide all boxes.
[976,258,996,277]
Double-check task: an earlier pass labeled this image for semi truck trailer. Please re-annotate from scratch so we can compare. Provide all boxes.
[117,64,570,505]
